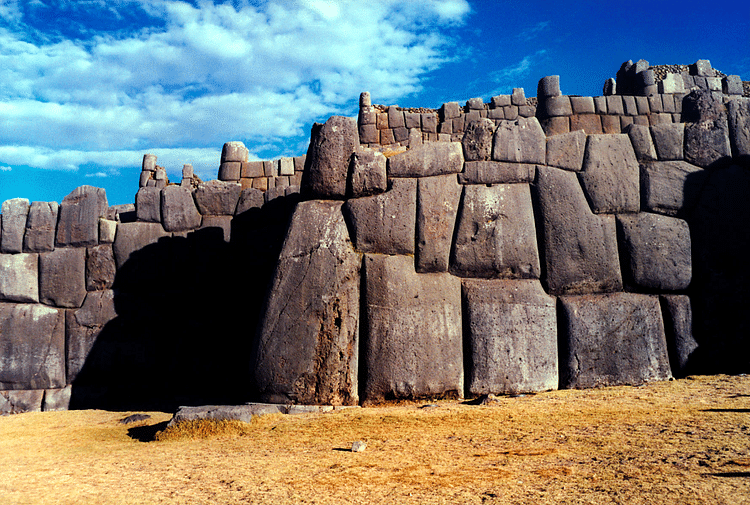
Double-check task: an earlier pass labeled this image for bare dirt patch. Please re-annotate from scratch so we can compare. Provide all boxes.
[1,374,749,504]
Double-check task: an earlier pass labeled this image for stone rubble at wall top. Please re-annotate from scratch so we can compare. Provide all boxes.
[2,58,750,414]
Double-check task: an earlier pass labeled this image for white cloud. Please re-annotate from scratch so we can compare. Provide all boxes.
[0,0,469,174]
[488,50,548,96]
[0,165,11,172]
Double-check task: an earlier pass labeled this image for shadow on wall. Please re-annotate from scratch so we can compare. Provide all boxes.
[69,195,300,411]
[688,162,750,375]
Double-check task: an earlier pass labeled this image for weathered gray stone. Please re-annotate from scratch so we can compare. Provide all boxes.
[492,95,511,108]
[416,175,461,273]
[684,120,731,168]
[623,124,657,162]
[462,118,496,161]
[511,88,526,106]
[546,129,587,171]
[466,97,484,110]
[492,117,546,164]
[1,198,29,253]
[451,184,540,279]
[279,157,295,176]
[559,293,672,388]
[727,98,750,160]
[440,102,461,120]
[302,116,360,198]
[0,390,44,414]
[56,186,108,247]
[66,290,117,383]
[537,75,561,98]
[161,186,201,232]
[723,75,743,95]
[255,201,360,405]
[135,187,161,223]
[86,244,116,291]
[0,303,65,389]
[142,154,157,171]
[218,161,241,181]
[221,141,249,163]
[463,279,557,395]
[363,254,463,403]
[659,295,697,377]
[343,178,416,255]
[570,96,595,114]
[689,59,713,77]
[640,161,706,217]
[42,385,72,411]
[22,201,57,253]
[199,215,232,242]
[535,166,622,295]
[541,96,572,117]
[235,188,265,214]
[387,142,463,177]
[606,95,624,115]
[579,134,640,213]
[682,89,726,123]
[112,222,169,268]
[39,247,87,308]
[241,161,264,178]
[194,180,242,216]
[348,149,387,198]
[659,73,685,94]
[458,162,535,184]
[651,123,685,161]
[617,213,692,291]
[99,219,116,244]
[0,253,39,302]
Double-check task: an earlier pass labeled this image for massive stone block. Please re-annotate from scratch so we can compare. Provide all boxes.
[546,129,587,171]
[0,303,66,390]
[624,124,657,162]
[56,186,108,247]
[451,184,540,279]
[684,120,732,168]
[135,187,161,223]
[0,253,39,303]
[416,175,461,273]
[660,294,698,377]
[363,254,463,403]
[221,141,249,163]
[255,201,361,405]
[348,149,387,198]
[579,134,640,213]
[1,198,30,253]
[302,116,360,198]
[112,222,169,268]
[651,123,685,161]
[727,98,750,160]
[0,390,44,414]
[559,293,672,388]
[462,118,496,161]
[535,167,622,294]
[492,117,546,164]
[161,185,202,232]
[194,180,242,216]
[458,162,535,184]
[387,142,463,177]
[640,161,706,217]
[617,213,692,291]
[66,290,118,383]
[39,247,87,308]
[343,178,416,255]
[24,201,58,253]
[463,279,557,395]
[86,244,116,291]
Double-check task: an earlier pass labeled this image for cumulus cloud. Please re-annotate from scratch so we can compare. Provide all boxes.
[488,50,548,96]
[0,0,470,173]
[0,165,11,172]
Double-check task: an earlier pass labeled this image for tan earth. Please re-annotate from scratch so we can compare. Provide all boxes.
[1,374,749,504]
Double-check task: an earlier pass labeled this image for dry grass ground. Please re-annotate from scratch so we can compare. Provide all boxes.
[1,374,749,504]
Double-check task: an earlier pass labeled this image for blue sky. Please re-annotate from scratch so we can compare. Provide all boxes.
[1,0,748,206]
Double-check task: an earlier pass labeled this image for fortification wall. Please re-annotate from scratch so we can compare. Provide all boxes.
[1,58,749,413]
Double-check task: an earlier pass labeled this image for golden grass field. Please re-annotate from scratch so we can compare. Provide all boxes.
[1,374,749,504]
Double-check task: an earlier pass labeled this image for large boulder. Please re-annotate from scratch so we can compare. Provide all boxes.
[684,120,732,168]
[302,116,360,198]
[363,254,463,403]
[387,142,463,177]
[0,303,66,389]
[343,178,416,255]
[194,180,242,216]
[617,213,692,291]
[558,293,672,388]
[39,247,87,308]
[416,175,461,273]
[23,201,58,252]
[534,166,622,294]
[86,244,116,291]
[1,390,44,414]
[56,186,108,247]
[112,222,169,268]
[1,198,30,253]
[492,117,546,164]
[254,200,361,405]
[660,295,698,377]
[66,290,118,383]
[348,149,387,198]
[639,161,706,217]
[578,134,640,213]
[451,184,540,279]
[135,187,161,223]
[462,118,496,161]
[727,98,750,161]
[458,162,535,184]
[463,279,557,395]
[0,253,39,303]
[650,123,685,161]
[161,186,201,232]
[546,129,587,171]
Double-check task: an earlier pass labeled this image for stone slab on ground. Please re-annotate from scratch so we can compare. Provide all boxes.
[559,293,672,389]
[463,279,557,395]
[167,403,359,428]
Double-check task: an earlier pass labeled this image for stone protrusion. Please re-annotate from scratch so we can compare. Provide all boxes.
[24,202,59,253]
[135,187,162,223]
[194,180,242,216]
[492,117,546,164]
[348,149,387,198]
[302,116,360,199]
[1,198,30,253]
[221,142,249,163]
[160,186,202,232]
[56,186,108,247]
[659,295,698,377]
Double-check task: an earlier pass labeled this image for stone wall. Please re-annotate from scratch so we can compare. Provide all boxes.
[2,58,749,414]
